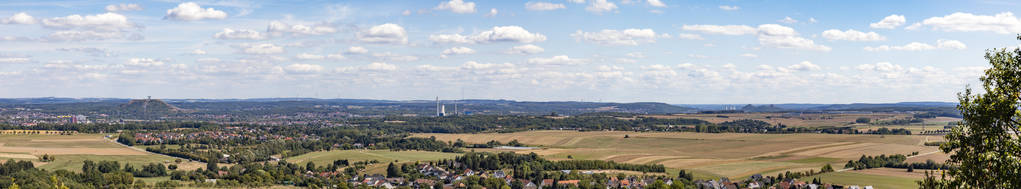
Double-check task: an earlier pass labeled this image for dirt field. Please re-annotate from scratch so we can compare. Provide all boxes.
[414,130,949,179]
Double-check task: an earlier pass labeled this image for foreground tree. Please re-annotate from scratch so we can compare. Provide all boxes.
[920,35,1021,188]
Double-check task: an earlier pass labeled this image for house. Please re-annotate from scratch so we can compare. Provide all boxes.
[541,179,555,188]
[523,181,538,189]
[493,170,506,178]
[557,180,580,187]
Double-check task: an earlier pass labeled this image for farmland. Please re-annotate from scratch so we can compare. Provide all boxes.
[414,130,948,184]
[286,150,460,166]
[0,133,203,172]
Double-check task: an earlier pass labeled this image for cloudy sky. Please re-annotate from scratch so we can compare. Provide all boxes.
[0,0,1018,103]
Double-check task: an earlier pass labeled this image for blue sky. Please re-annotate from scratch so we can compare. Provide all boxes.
[0,0,1018,103]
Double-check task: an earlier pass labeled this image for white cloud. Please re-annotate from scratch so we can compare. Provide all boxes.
[165,2,228,21]
[675,33,703,40]
[809,17,818,23]
[295,53,325,60]
[284,63,323,73]
[267,21,337,36]
[526,2,566,11]
[740,53,758,58]
[567,0,585,3]
[718,5,739,11]
[626,52,645,58]
[507,44,544,54]
[756,24,831,51]
[241,43,284,54]
[570,28,658,45]
[363,62,398,71]
[214,28,264,40]
[821,29,885,41]
[918,12,1021,34]
[2,12,35,24]
[42,12,134,30]
[586,0,618,14]
[57,47,114,57]
[485,8,499,17]
[372,52,419,62]
[856,62,903,72]
[870,14,906,29]
[0,57,30,63]
[46,30,124,41]
[788,61,821,71]
[864,39,967,51]
[402,10,412,16]
[191,49,207,55]
[358,23,408,44]
[528,55,585,65]
[430,26,546,44]
[105,4,143,12]
[126,58,165,67]
[442,46,476,55]
[778,17,798,24]
[647,0,666,7]
[434,0,476,14]
[682,24,757,35]
[347,46,369,54]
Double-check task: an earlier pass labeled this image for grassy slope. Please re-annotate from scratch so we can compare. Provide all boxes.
[806,171,919,189]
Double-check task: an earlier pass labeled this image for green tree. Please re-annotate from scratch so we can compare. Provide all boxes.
[386,162,400,178]
[920,35,1021,188]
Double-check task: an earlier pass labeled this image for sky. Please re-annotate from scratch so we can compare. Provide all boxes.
[0,0,1019,104]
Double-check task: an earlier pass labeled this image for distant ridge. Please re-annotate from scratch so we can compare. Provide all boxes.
[119,99,183,113]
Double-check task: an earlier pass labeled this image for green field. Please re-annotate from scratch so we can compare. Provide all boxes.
[806,171,920,189]
[285,150,461,166]
[0,133,204,172]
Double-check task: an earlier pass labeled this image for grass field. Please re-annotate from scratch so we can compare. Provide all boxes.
[414,130,948,180]
[806,169,921,189]
[0,133,203,172]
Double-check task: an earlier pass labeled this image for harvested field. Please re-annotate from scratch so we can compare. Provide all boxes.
[414,130,950,179]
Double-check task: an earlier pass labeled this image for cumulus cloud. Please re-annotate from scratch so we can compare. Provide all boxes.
[214,28,264,40]
[362,62,398,71]
[0,57,31,63]
[267,21,337,36]
[126,58,165,67]
[284,63,323,73]
[788,61,821,71]
[507,44,544,55]
[485,8,499,17]
[165,2,228,21]
[358,23,408,44]
[755,24,831,51]
[675,33,703,40]
[346,46,369,54]
[570,28,658,45]
[856,62,903,72]
[586,0,618,14]
[105,3,143,12]
[682,24,757,35]
[434,0,476,14]
[191,49,207,55]
[864,39,967,51]
[57,47,114,57]
[740,53,758,58]
[2,12,35,24]
[430,26,546,44]
[42,12,134,30]
[641,0,666,7]
[778,17,798,24]
[295,53,325,60]
[528,55,585,65]
[870,14,906,29]
[917,12,1021,34]
[718,5,739,11]
[525,2,566,11]
[46,30,125,41]
[241,43,284,54]
[442,46,476,55]
[372,52,419,62]
[821,29,885,41]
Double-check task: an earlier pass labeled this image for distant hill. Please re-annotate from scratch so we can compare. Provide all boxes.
[119,99,183,113]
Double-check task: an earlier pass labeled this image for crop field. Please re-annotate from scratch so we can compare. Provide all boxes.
[806,168,923,189]
[0,133,203,171]
[414,130,948,180]
[647,113,959,129]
